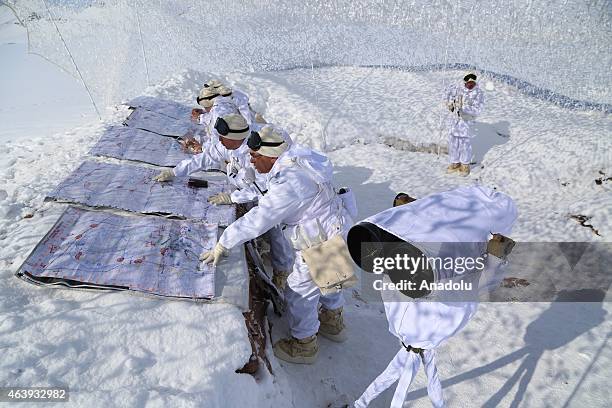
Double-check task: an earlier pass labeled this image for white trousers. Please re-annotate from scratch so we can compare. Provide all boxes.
[448,135,472,165]
[285,252,344,338]
[354,347,445,408]
[265,226,295,272]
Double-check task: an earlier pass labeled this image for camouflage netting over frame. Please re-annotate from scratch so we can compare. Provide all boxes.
[5,0,612,108]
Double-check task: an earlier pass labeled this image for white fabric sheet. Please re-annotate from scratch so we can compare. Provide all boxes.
[355,185,517,407]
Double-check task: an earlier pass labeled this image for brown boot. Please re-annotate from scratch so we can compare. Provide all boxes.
[273,335,319,364]
[446,163,460,173]
[318,307,347,343]
[458,164,470,176]
[272,270,289,290]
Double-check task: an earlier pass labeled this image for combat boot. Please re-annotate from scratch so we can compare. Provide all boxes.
[273,335,319,364]
[446,163,460,173]
[318,306,347,343]
[458,164,470,176]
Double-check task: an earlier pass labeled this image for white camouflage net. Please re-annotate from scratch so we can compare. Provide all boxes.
[5,0,612,109]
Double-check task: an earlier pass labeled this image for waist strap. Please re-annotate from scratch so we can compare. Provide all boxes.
[401,341,425,358]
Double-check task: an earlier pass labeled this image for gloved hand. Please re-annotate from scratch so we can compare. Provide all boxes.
[208,192,233,205]
[199,243,229,266]
[154,169,175,182]
[447,102,455,112]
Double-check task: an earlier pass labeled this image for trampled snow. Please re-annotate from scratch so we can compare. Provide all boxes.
[1,3,611,408]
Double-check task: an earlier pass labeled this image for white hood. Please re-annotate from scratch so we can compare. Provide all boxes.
[274,144,333,185]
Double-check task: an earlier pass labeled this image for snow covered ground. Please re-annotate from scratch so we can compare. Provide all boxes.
[1,4,611,408]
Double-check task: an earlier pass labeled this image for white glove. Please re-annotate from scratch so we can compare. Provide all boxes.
[154,169,175,182]
[242,167,256,184]
[208,192,233,205]
[447,102,455,112]
[199,243,229,266]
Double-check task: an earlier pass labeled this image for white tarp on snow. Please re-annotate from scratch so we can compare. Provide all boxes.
[46,160,236,225]
[17,206,217,299]
[126,95,193,120]
[124,107,201,138]
[90,126,194,167]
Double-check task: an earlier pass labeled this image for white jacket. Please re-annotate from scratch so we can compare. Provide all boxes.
[196,110,211,143]
[445,84,485,138]
[172,138,264,204]
[231,87,255,127]
[219,144,353,250]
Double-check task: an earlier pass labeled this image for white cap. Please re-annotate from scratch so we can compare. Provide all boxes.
[218,113,250,140]
[205,79,224,88]
[197,87,219,108]
[463,71,477,82]
[218,86,233,97]
[257,125,289,158]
